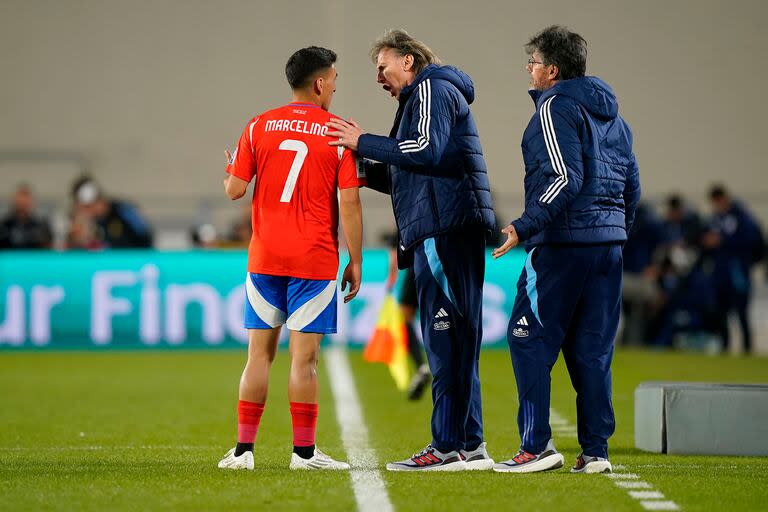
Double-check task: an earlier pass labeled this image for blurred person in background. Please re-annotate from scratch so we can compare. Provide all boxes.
[66,209,104,250]
[662,194,703,247]
[71,175,153,248]
[229,205,252,247]
[648,195,711,349]
[0,183,52,249]
[328,29,496,471]
[492,26,640,474]
[191,223,219,249]
[217,46,363,472]
[703,184,765,354]
[620,202,664,345]
[651,251,717,348]
[382,231,431,400]
[216,206,251,249]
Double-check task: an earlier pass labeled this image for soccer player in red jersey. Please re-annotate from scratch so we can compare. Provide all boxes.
[217,47,365,471]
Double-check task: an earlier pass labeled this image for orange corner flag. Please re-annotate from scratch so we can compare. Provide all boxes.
[363,294,411,390]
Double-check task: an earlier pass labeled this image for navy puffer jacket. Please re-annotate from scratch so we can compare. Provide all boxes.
[511,77,640,246]
[358,64,495,250]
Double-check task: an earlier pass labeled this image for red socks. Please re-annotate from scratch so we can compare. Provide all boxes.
[236,401,316,450]
[237,400,265,444]
[289,402,318,447]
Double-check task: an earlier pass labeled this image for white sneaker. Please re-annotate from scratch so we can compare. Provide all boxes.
[289,448,350,470]
[493,439,564,473]
[460,441,495,470]
[571,453,613,474]
[386,444,467,472]
[217,447,254,470]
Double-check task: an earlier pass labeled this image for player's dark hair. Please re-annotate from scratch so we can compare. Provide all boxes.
[285,46,337,90]
[666,194,683,210]
[709,184,728,201]
[525,25,587,80]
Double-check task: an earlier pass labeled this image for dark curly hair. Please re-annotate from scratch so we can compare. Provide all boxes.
[525,26,587,80]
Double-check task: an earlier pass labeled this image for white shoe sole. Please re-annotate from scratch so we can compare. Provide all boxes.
[493,453,564,473]
[571,460,612,474]
[218,463,253,470]
[289,463,350,470]
[218,450,254,470]
[386,460,468,472]
[465,458,495,471]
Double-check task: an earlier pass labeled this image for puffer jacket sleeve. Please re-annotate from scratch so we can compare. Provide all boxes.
[357,79,456,170]
[623,155,641,233]
[511,96,584,242]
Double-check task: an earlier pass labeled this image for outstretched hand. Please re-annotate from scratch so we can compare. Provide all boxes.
[326,118,363,151]
[492,224,519,259]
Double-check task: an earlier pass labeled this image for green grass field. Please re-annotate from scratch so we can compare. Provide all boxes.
[1,349,767,511]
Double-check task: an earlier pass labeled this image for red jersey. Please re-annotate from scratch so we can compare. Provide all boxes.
[226,103,366,280]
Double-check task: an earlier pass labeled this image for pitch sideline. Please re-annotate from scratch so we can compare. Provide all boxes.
[325,345,394,512]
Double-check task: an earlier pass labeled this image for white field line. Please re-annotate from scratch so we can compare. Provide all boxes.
[549,408,577,438]
[615,481,652,489]
[629,491,665,500]
[606,467,681,511]
[325,346,394,512]
[640,502,680,511]
[546,409,682,511]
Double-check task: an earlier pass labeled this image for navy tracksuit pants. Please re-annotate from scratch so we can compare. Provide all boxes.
[412,230,486,453]
[508,244,622,459]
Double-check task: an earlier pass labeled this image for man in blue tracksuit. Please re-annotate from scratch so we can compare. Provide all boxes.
[328,29,496,471]
[704,185,765,354]
[492,26,640,474]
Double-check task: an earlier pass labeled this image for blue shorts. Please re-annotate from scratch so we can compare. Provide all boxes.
[244,273,337,334]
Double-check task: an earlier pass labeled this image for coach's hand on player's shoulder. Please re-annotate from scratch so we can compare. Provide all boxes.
[492,224,519,259]
[341,260,362,303]
[326,118,362,152]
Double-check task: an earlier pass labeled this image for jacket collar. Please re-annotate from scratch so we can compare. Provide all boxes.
[399,64,440,104]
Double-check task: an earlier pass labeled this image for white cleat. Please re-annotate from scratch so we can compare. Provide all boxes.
[461,441,495,470]
[218,447,254,470]
[289,448,350,470]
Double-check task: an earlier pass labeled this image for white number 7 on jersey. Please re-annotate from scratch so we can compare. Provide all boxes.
[278,139,308,202]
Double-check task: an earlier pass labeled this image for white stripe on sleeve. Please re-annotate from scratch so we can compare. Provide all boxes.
[248,117,260,157]
[397,79,432,153]
[538,96,569,204]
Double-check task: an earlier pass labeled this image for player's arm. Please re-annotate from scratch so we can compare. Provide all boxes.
[510,97,584,242]
[223,118,259,200]
[224,175,249,200]
[339,186,363,303]
[338,148,366,302]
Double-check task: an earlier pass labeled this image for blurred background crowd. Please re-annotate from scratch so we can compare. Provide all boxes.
[0,176,252,251]
[622,188,764,354]
[1,177,765,354]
